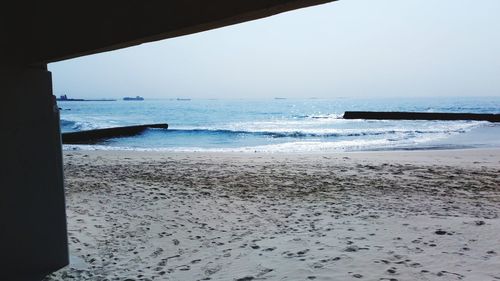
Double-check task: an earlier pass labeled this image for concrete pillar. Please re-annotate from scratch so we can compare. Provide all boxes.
[0,65,68,280]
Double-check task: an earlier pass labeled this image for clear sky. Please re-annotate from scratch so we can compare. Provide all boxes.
[49,0,500,99]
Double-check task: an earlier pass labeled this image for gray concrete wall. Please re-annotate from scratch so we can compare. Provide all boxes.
[0,65,68,280]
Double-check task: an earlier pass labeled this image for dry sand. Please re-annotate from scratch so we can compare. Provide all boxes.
[45,149,500,281]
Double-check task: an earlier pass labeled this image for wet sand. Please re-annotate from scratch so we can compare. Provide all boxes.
[46,149,500,281]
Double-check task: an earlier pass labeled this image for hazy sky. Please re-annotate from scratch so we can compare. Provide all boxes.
[49,0,500,99]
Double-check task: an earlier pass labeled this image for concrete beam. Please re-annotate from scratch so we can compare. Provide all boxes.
[1,0,335,65]
[0,65,68,280]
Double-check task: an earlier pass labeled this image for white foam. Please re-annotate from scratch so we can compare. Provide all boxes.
[62,120,488,153]
[174,120,485,137]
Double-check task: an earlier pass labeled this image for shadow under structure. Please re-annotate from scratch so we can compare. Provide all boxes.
[0,1,335,280]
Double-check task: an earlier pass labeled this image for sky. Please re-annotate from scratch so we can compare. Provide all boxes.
[49,0,500,99]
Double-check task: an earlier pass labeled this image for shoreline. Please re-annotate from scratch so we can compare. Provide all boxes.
[47,148,500,280]
[62,126,500,154]
[63,147,500,168]
[61,118,500,153]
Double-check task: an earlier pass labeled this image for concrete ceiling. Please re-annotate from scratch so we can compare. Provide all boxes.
[2,0,336,66]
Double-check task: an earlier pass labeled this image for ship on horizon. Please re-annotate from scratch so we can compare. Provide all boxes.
[123,96,145,101]
[56,94,116,101]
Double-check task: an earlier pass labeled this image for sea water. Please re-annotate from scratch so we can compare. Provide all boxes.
[59,97,500,152]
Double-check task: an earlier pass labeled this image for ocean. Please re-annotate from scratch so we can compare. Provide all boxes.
[59,97,500,152]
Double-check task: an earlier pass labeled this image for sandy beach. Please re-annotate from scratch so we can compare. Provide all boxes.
[45,148,500,281]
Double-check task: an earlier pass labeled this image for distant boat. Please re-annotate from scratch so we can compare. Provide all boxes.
[56,94,116,101]
[274,97,286,100]
[56,94,84,101]
[123,96,144,101]
[176,98,191,101]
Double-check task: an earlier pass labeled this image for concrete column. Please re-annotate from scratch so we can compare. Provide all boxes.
[0,65,68,280]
